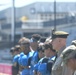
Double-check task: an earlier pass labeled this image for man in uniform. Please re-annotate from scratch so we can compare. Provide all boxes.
[30,34,41,75]
[19,37,34,75]
[51,31,73,75]
[61,45,76,75]
[13,45,21,75]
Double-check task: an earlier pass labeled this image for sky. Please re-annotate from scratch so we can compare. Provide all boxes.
[0,0,76,11]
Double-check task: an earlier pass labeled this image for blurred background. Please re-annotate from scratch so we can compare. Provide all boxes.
[0,0,76,67]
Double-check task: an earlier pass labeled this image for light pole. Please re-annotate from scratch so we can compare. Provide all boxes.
[54,0,56,31]
[11,0,16,46]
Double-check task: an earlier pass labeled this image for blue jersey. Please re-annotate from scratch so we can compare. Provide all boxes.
[34,56,56,75]
[30,50,39,75]
[13,54,20,74]
[31,51,39,67]
[21,55,30,75]
[38,63,48,75]
[21,51,34,75]
[18,52,24,65]
[13,54,20,63]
